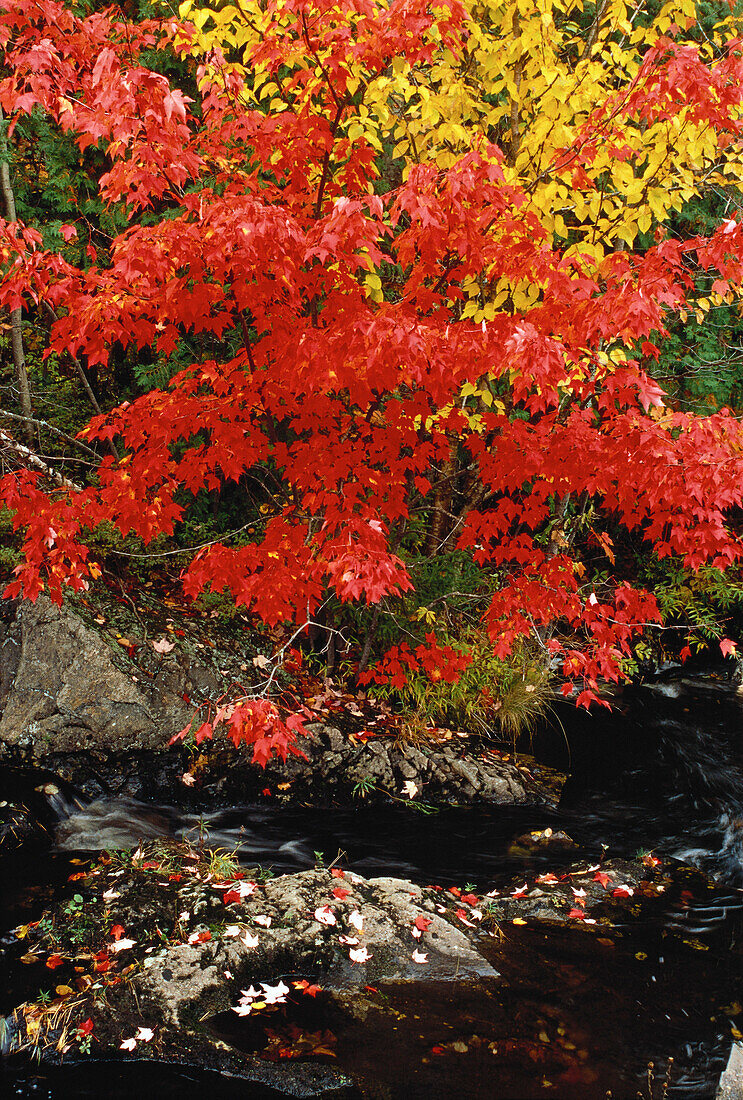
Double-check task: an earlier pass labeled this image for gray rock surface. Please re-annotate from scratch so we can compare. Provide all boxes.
[717,1042,743,1100]
[133,868,497,1028]
[261,723,554,806]
[0,595,191,755]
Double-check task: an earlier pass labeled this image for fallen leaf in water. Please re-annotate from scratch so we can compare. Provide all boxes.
[293,979,322,997]
[261,981,290,1004]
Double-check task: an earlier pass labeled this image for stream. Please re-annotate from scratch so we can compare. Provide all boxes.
[1,672,742,1098]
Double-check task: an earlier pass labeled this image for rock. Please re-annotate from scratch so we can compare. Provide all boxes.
[133,867,497,1029]
[507,827,578,859]
[0,595,193,757]
[260,726,557,807]
[0,798,48,855]
[717,1042,743,1100]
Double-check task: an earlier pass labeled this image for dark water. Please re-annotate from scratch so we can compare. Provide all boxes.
[2,674,743,1098]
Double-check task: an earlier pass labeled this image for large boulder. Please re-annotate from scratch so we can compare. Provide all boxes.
[0,595,192,756]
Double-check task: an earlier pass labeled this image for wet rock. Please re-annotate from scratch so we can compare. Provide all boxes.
[0,799,48,855]
[507,827,578,859]
[258,725,557,807]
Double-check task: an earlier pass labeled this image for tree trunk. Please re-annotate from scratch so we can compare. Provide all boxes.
[0,108,33,445]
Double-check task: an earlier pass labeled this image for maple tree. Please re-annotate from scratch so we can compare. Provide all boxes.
[2,0,743,760]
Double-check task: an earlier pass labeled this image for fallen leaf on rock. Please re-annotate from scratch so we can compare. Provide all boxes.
[241,931,259,949]
[314,906,336,926]
[110,925,126,941]
[402,780,419,799]
[332,886,350,900]
[151,637,175,654]
[535,873,559,886]
[348,910,363,931]
[253,914,272,927]
[349,946,371,963]
[411,950,428,963]
[181,773,196,787]
[414,915,432,932]
[136,1027,154,1042]
[612,885,635,898]
[593,871,612,888]
[120,1038,137,1052]
[338,935,359,946]
[330,869,345,879]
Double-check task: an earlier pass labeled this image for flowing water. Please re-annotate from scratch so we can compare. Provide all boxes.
[2,673,742,1098]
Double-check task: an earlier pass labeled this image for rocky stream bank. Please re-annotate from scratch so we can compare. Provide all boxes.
[1,593,742,1097]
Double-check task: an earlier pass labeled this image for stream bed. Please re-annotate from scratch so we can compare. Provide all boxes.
[1,674,742,1098]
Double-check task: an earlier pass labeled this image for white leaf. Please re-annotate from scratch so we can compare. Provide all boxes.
[120,1037,137,1051]
[349,946,371,963]
[241,931,259,949]
[411,950,428,963]
[135,1027,154,1042]
[151,637,176,654]
[253,914,271,927]
[348,910,363,932]
[110,938,136,953]
[261,980,289,1004]
[338,934,359,945]
[314,905,336,926]
[402,780,419,799]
